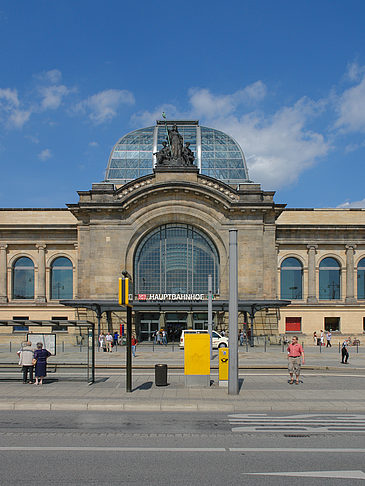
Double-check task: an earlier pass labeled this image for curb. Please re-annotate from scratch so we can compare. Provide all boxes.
[0,400,364,413]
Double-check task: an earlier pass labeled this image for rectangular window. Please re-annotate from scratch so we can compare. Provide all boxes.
[12,316,29,332]
[285,317,301,332]
[51,317,68,332]
[324,317,340,332]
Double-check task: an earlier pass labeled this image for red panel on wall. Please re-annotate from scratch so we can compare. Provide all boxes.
[286,317,301,332]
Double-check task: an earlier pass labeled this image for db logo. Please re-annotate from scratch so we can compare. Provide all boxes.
[138,294,147,301]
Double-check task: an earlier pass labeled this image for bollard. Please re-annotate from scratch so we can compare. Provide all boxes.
[339,342,341,353]
[152,342,154,352]
[172,343,174,352]
[357,343,359,353]
[246,339,248,352]
[282,341,284,353]
[264,337,266,352]
[9,341,12,353]
[62,341,65,353]
[80,344,82,352]
[319,343,322,353]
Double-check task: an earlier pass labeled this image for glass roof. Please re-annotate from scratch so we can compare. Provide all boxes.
[105,121,250,185]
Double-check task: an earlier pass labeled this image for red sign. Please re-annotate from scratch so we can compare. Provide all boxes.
[138,294,147,300]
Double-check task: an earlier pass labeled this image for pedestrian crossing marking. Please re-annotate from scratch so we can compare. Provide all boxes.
[228,413,365,434]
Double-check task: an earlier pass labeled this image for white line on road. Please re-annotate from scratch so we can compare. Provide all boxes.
[244,470,365,479]
[0,447,226,452]
[230,448,365,453]
[0,447,364,453]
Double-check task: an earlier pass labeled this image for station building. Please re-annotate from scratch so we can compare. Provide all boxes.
[0,120,364,345]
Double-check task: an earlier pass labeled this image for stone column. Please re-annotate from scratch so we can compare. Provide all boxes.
[0,244,8,303]
[307,244,318,304]
[345,244,356,303]
[36,244,46,303]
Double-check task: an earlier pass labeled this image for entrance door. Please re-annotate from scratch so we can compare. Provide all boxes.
[139,313,159,342]
[165,313,187,343]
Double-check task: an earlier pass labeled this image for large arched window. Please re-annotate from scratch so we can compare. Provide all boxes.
[134,224,219,294]
[12,257,34,299]
[50,257,73,299]
[357,258,365,299]
[319,257,341,300]
[280,257,303,299]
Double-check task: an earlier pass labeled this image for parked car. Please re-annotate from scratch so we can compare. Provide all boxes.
[179,329,229,349]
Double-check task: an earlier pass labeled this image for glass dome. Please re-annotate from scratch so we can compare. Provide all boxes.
[104,120,250,185]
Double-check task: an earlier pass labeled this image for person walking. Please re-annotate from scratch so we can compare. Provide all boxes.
[98,332,105,352]
[341,338,350,364]
[162,329,167,346]
[156,331,162,345]
[287,335,305,385]
[131,335,137,357]
[320,330,324,346]
[313,331,317,345]
[33,342,51,385]
[326,330,332,347]
[17,341,34,384]
[105,332,113,352]
[113,331,119,347]
[239,330,244,346]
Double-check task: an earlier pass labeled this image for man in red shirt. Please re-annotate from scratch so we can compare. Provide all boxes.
[287,335,305,385]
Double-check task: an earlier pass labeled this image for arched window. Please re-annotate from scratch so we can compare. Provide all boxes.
[357,258,365,299]
[319,257,341,300]
[12,257,34,299]
[50,257,73,299]
[134,224,219,294]
[280,257,303,299]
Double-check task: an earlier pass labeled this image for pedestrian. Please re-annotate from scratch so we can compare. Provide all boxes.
[17,341,34,384]
[341,338,350,364]
[221,330,226,337]
[156,331,162,345]
[131,334,137,357]
[313,331,317,345]
[326,330,332,347]
[98,332,105,352]
[105,332,113,352]
[162,329,167,346]
[33,342,51,386]
[239,330,244,346]
[113,331,119,347]
[320,330,324,346]
[287,335,305,385]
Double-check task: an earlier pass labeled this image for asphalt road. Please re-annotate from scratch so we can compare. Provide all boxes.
[0,411,365,485]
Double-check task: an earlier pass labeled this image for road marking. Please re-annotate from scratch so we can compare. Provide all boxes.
[0,447,226,452]
[228,413,365,433]
[244,470,365,479]
[230,448,365,453]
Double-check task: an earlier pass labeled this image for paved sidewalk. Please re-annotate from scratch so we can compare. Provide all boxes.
[1,345,364,413]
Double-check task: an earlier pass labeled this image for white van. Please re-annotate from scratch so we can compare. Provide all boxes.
[179,329,228,349]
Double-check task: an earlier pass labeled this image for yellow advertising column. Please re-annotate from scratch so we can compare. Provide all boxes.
[184,333,210,387]
[219,347,229,387]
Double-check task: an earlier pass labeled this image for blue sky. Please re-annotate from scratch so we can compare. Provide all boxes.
[1,0,365,208]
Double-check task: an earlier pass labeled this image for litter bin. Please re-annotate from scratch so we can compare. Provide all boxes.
[155,364,168,386]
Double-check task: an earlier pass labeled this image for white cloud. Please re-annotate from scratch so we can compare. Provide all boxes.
[89,141,99,147]
[188,81,267,118]
[35,69,62,84]
[0,88,31,128]
[335,70,365,132]
[337,198,365,208]
[186,89,329,188]
[39,84,70,110]
[0,88,19,106]
[76,89,135,124]
[38,148,52,161]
